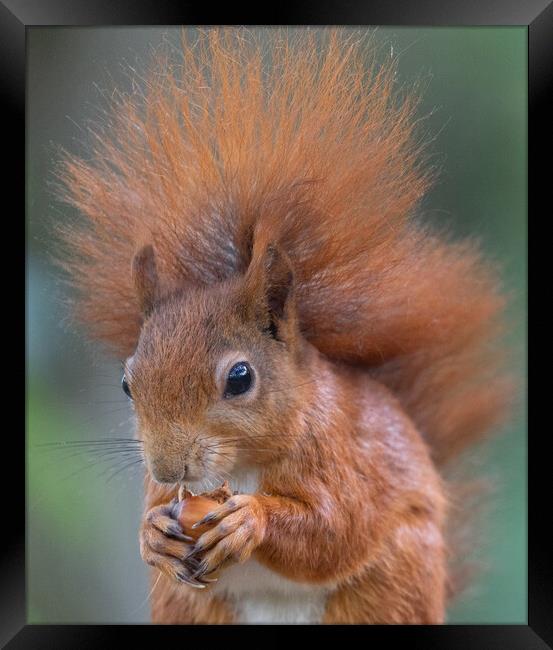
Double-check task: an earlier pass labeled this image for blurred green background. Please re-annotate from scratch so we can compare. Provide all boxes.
[27,27,526,623]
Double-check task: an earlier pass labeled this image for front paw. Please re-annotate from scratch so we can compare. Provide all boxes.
[185,494,266,581]
[139,499,211,589]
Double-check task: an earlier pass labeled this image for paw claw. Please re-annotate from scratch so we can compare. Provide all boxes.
[176,571,206,589]
[167,523,194,542]
[191,560,209,580]
[183,546,197,561]
[193,512,216,528]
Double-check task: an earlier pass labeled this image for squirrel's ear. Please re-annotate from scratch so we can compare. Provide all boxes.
[132,244,159,317]
[245,243,295,336]
[264,245,295,322]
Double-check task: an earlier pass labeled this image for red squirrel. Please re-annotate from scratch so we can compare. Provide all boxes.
[55,29,511,623]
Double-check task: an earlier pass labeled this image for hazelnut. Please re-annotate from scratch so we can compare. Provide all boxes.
[174,481,233,541]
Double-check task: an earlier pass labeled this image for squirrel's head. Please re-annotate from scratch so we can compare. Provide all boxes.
[125,242,312,486]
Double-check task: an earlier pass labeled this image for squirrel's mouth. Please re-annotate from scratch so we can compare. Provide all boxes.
[184,472,221,491]
[144,434,238,486]
[181,464,205,483]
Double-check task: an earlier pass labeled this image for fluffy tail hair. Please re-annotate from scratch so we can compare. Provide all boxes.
[55,27,511,468]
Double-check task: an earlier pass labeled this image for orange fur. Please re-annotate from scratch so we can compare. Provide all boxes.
[54,28,511,623]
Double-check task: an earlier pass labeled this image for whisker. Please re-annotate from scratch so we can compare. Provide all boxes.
[33,444,143,461]
[202,447,235,461]
[35,438,142,448]
[94,453,145,478]
[105,458,145,484]
[35,447,145,478]
[28,454,143,513]
[211,467,234,484]
[34,446,143,457]
[36,448,143,469]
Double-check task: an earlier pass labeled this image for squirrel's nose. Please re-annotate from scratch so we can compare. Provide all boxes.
[148,457,185,484]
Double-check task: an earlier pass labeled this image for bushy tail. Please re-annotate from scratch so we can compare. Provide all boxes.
[55,27,511,469]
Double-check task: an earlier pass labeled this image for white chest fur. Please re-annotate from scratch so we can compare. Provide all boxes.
[209,468,329,624]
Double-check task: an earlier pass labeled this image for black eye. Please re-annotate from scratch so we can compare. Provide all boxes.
[224,362,253,397]
[121,374,132,400]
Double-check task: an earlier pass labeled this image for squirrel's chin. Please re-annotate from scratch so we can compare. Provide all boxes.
[184,470,226,491]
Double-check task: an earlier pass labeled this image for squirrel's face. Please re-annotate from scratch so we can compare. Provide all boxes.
[124,242,309,486]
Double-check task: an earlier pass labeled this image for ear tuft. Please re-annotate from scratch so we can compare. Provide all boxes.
[131,244,159,317]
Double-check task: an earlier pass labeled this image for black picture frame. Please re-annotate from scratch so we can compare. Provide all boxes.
[12,0,540,646]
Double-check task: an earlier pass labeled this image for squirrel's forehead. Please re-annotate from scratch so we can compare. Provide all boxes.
[137,304,252,360]
[155,288,240,324]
